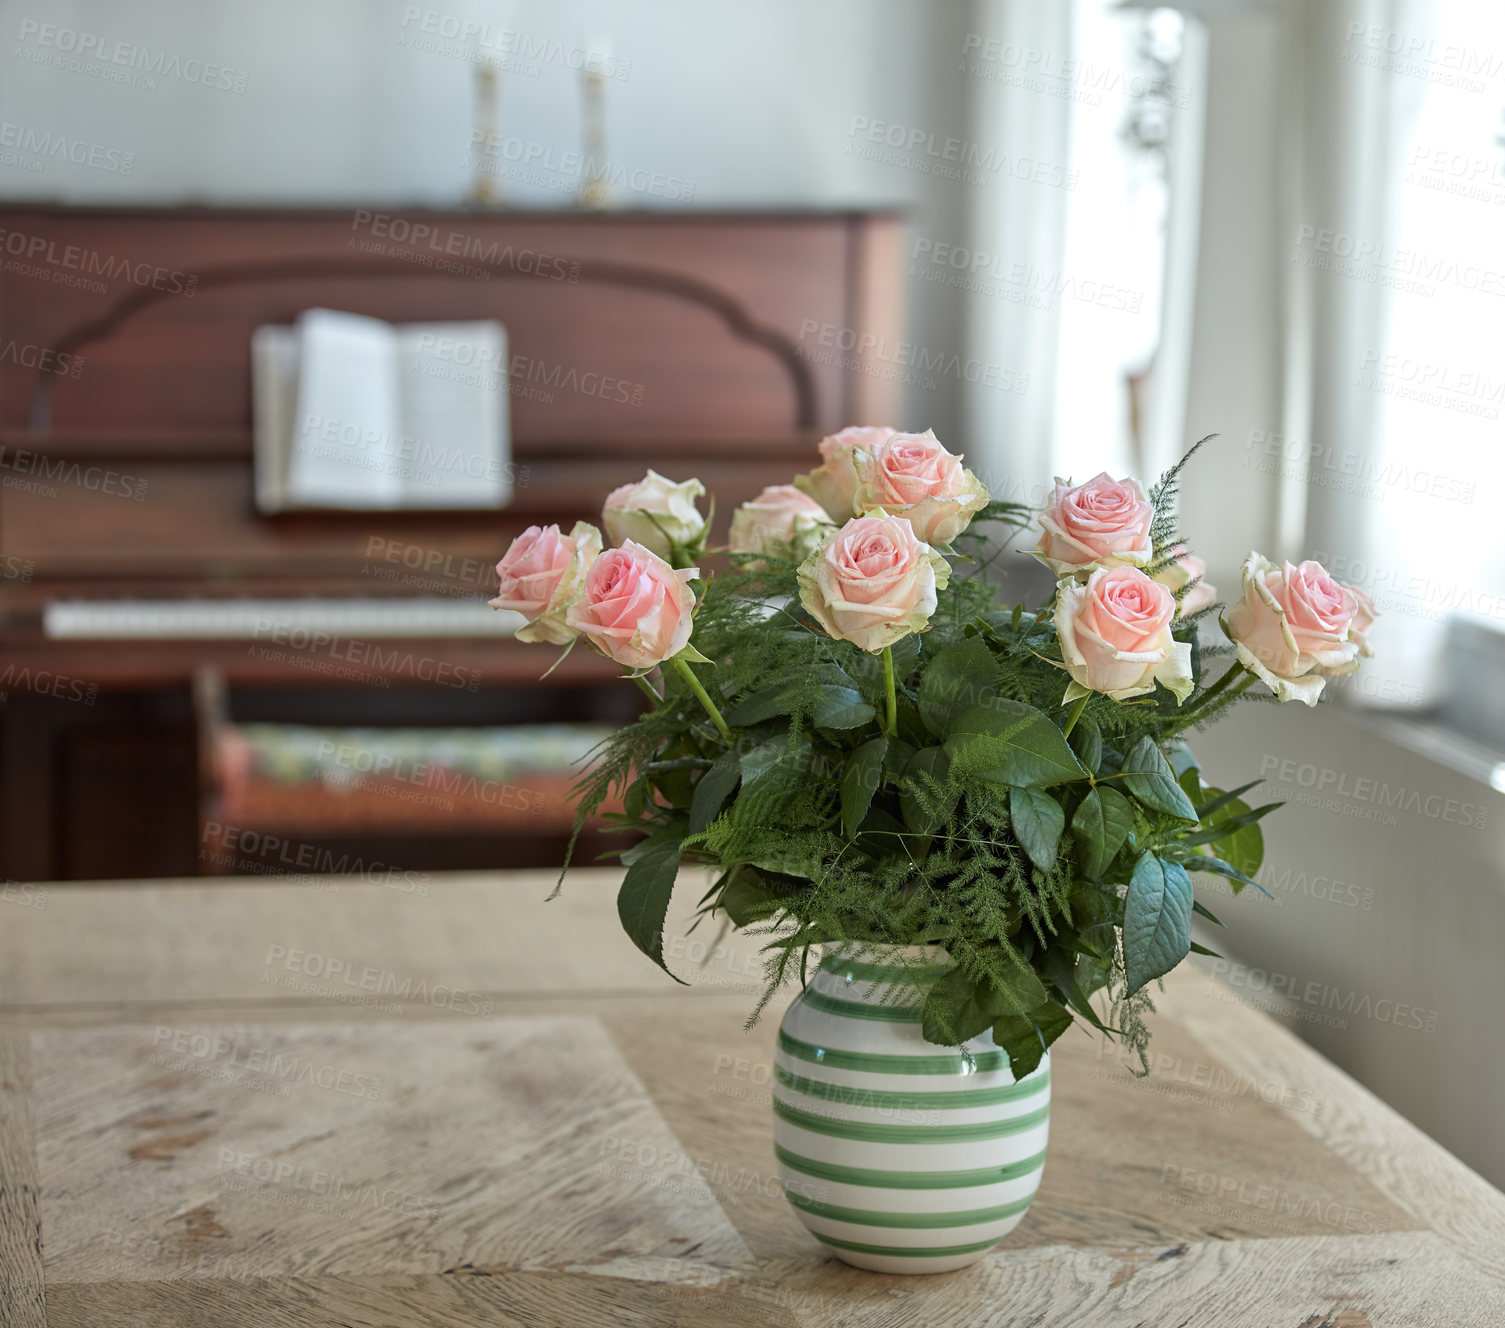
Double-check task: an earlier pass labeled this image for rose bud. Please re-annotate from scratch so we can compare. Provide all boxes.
[602,470,707,563]
[1055,566,1193,703]
[565,540,699,671]
[794,425,896,522]
[1152,544,1217,618]
[1224,553,1363,705]
[852,429,990,545]
[1033,472,1155,576]
[797,513,950,654]
[728,485,834,567]
[489,521,603,645]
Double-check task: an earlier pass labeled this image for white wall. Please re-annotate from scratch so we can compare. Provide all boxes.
[0,0,985,442]
[0,0,952,207]
[1194,702,1505,1187]
[1171,7,1505,1189]
[1176,9,1286,593]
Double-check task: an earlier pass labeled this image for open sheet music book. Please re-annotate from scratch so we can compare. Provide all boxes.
[252,308,512,512]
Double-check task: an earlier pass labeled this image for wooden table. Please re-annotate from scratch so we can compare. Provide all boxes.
[2,870,1503,1326]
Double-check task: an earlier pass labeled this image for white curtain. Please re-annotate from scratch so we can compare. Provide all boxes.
[1293,0,1505,708]
[960,0,1209,508]
[959,0,1077,506]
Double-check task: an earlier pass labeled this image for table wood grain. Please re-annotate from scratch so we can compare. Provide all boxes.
[1,869,1502,1326]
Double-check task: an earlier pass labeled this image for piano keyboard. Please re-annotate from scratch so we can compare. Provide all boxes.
[44,598,524,640]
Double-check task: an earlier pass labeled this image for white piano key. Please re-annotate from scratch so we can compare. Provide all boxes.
[43,598,525,640]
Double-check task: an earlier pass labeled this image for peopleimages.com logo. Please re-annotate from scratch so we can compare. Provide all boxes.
[1258,754,1489,831]
[14,18,250,93]
[263,944,495,1017]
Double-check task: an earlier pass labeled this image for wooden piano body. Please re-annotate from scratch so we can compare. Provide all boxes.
[0,206,904,879]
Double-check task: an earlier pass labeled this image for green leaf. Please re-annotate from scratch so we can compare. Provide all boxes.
[1166,740,1199,777]
[991,1000,1074,1078]
[882,738,916,782]
[994,959,1050,1016]
[854,805,910,858]
[744,834,827,880]
[900,746,955,836]
[840,737,889,841]
[1192,897,1225,927]
[722,664,874,731]
[1064,921,1116,961]
[1184,852,1263,895]
[811,674,876,730]
[622,773,651,820]
[1067,883,1122,962]
[1178,764,1203,809]
[1194,780,1263,819]
[1041,947,1110,1034]
[850,633,920,695]
[739,739,811,788]
[1009,786,1065,871]
[1068,716,1103,774]
[889,632,921,680]
[1120,737,1198,821]
[1069,785,1135,880]
[943,700,1089,788]
[619,822,683,866]
[1189,940,1222,958]
[1123,852,1193,994]
[721,685,788,727]
[921,963,1047,1045]
[652,765,695,809]
[718,865,781,927]
[688,751,741,833]
[918,637,997,737]
[1188,791,1269,876]
[921,968,996,1044]
[617,829,687,980]
[1173,801,1270,855]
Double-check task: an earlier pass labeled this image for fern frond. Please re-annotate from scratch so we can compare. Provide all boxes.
[1148,433,1218,555]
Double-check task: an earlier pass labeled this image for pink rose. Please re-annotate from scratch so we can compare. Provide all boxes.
[1224,553,1361,705]
[565,540,698,670]
[1152,544,1217,618]
[819,425,896,464]
[490,521,603,645]
[728,485,833,566]
[1055,566,1193,703]
[1345,584,1378,657]
[852,429,990,544]
[1034,473,1155,576]
[794,425,897,522]
[797,513,950,653]
[602,470,707,563]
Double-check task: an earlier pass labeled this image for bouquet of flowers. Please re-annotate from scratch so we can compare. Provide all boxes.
[492,428,1376,1072]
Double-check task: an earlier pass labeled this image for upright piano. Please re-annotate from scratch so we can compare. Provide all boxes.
[0,206,905,879]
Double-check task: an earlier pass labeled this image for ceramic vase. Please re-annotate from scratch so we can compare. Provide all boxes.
[772,946,1050,1274]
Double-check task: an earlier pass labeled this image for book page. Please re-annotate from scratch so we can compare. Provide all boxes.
[250,325,299,514]
[285,309,404,509]
[395,321,511,508]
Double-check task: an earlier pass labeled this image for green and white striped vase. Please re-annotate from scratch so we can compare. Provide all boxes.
[772,946,1050,1274]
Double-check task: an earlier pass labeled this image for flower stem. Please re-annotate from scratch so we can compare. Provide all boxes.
[1172,662,1255,728]
[881,645,899,737]
[1182,662,1246,717]
[1224,674,1257,704]
[1061,692,1089,738]
[630,673,663,705]
[670,655,731,742]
